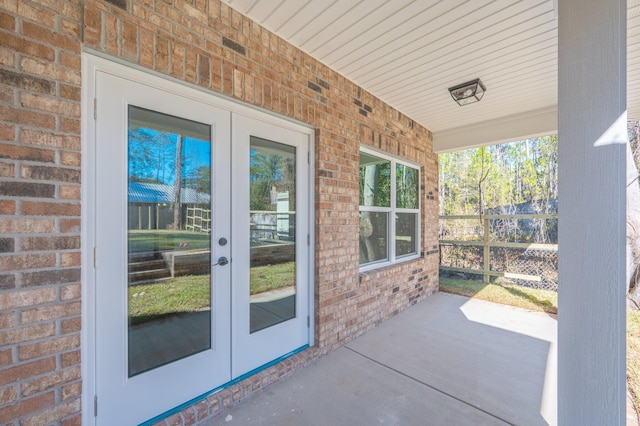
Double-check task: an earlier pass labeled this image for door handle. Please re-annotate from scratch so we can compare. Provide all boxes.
[213,256,229,267]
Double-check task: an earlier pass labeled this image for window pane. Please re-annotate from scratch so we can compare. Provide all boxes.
[249,137,296,333]
[396,164,419,209]
[360,212,388,264]
[396,213,418,257]
[359,152,390,207]
[127,106,212,377]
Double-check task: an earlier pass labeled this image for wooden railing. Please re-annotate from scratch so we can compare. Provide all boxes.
[439,214,558,286]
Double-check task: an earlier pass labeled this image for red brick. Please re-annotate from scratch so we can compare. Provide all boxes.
[60,151,80,167]
[105,13,117,54]
[1,106,55,129]
[61,317,80,334]
[21,235,80,251]
[61,283,80,301]
[61,381,81,400]
[20,57,81,86]
[0,181,55,198]
[0,385,18,405]
[60,185,80,200]
[60,117,81,134]
[0,85,14,104]
[0,272,15,289]
[186,49,197,83]
[0,123,14,141]
[121,19,138,60]
[0,11,15,30]
[20,397,80,426]
[17,2,56,27]
[0,31,55,61]
[0,218,55,234]
[59,219,80,233]
[60,252,80,267]
[0,349,12,367]
[0,322,56,347]
[83,6,101,47]
[60,350,79,368]
[0,253,56,272]
[21,366,81,397]
[0,287,57,310]
[21,301,81,323]
[0,357,56,387]
[156,36,169,73]
[60,413,82,426]
[0,46,14,67]
[60,84,81,102]
[140,29,154,69]
[21,21,78,52]
[19,334,79,361]
[60,51,80,70]
[172,43,186,78]
[21,165,80,183]
[20,93,80,117]
[21,129,79,149]
[0,199,16,215]
[61,18,81,39]
[0,309,15,329]
[0,143,55,162]
[22,268,80,287]
[0,163,15,178]
[1,0,17,14]
[21,201,80,216]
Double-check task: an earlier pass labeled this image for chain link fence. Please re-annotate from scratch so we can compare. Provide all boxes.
[439,215,558,291]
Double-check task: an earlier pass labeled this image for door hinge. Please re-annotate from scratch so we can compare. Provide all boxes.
[307,316,310,328]
[94,98,97,120]
[93,247,97,269]
[94,395,98,417]
[307,234,310,246]
[307,151,310,164]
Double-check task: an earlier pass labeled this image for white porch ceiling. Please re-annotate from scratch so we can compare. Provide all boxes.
[222,0,640,152]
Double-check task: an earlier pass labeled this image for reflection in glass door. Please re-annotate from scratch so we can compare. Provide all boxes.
[231,114,310,378]
[127,106,212,376]
[249,137,296,333]
[94,67,231,425]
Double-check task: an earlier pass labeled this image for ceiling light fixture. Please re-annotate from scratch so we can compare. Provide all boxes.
[448,78,486,106]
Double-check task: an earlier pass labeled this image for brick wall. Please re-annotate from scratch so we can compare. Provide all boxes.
[0,0,83,425]
[0,0,439,424]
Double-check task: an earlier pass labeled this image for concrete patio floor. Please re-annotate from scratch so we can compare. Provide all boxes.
[206,292,557,425]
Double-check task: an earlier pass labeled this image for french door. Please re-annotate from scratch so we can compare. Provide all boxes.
[93,68,310,425]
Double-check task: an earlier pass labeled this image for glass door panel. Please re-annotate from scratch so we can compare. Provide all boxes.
[231,114,310,378]
[95,68,230,425]
[127,106,212,376]
[249,137,296,333]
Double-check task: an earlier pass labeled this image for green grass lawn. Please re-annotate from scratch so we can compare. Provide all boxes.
[249,262,295,294]
[439,277,557,314]
[128,261,295,324]
[439,277,639,417]
[128,275,210,324]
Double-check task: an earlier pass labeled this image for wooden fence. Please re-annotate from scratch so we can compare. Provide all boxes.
[439,214,558,289]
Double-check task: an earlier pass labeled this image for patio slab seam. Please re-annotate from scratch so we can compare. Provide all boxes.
[342,345,513,425]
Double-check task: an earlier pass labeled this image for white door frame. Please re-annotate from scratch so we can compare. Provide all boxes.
[82,53,315,425]
[231,114,311,377]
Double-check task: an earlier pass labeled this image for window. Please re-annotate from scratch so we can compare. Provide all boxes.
[359,148,420,268]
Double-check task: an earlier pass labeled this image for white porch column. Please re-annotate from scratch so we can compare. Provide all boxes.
[558,0,627,424]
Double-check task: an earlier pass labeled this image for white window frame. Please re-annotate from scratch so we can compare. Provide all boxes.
[359,146,421,271]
